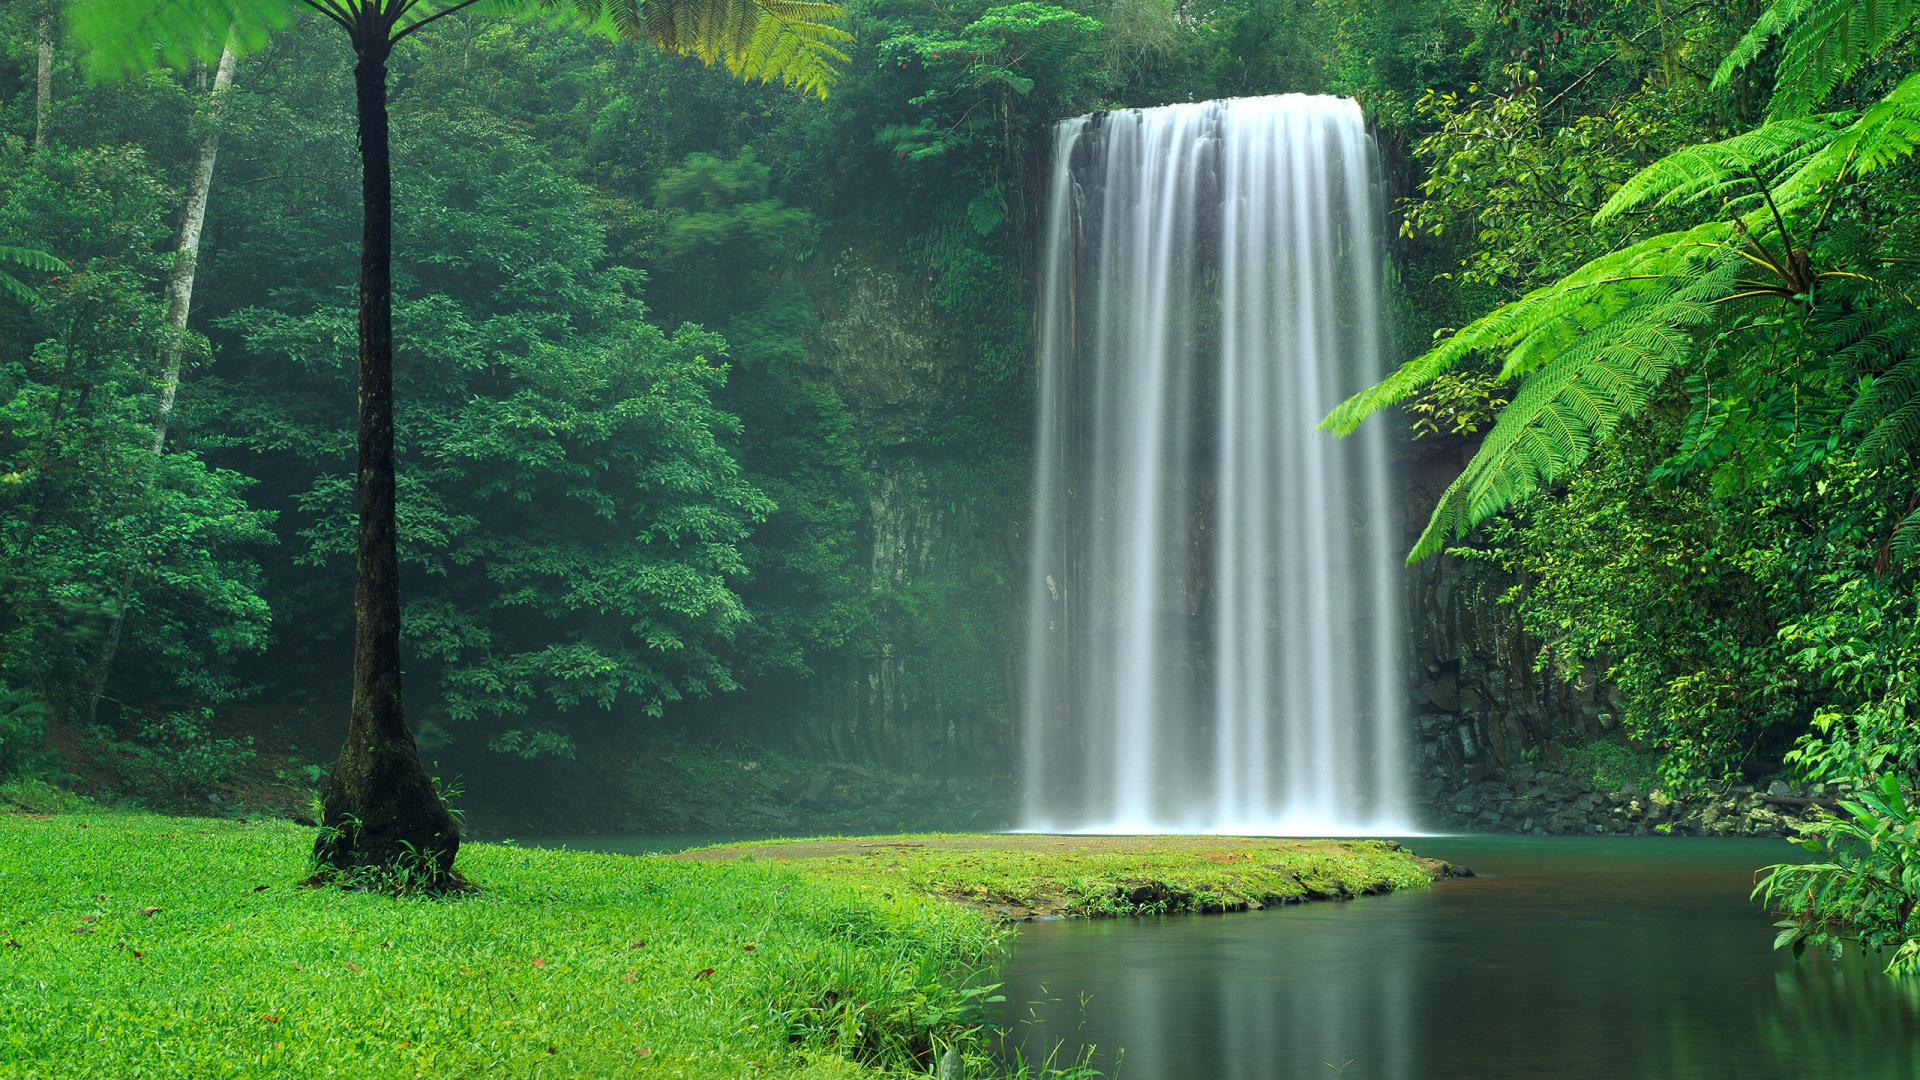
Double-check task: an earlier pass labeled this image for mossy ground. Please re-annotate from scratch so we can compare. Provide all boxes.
[680,834,1449,919]
[2,784,1443,1078]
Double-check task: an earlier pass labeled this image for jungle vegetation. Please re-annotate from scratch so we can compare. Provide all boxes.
[3,0,1919,965]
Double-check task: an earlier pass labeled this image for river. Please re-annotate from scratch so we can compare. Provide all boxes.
[993,836,1917,1079]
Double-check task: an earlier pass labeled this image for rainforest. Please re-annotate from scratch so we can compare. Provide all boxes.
[3,0,1919,1076]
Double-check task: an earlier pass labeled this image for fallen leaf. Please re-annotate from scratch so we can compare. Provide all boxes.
[397,1040,412,1048]
[77,915,97,923]
[458,967,473,977]
[630,940,646,949]
[3,940,18,949]
[546,1046,557,1055]
[636,1047,652,1057]
[530,957,546,968]
[621,968,635,983]
[252,885,269,893]
[264,1014,281,1024]
[741,944,756,952]
[346,962,363,974]
[138,907,161,918]
[290,964,302,971]
[694,968,715,980]
[71,927,94,935]
[131,950,143,958]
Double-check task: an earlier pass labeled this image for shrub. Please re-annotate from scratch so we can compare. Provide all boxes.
[0,687,49,780]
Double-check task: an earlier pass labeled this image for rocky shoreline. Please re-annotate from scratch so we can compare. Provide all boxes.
[1424,763,1848,838]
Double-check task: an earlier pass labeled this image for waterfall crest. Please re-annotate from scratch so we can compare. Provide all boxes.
[1022,94,1409,835]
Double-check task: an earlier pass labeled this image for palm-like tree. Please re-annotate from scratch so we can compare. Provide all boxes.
[68,0,849,884]
[1324,0,1920,565]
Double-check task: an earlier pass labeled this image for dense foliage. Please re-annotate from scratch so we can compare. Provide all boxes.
[1335,0,1920,972]
[10,0,1920,972]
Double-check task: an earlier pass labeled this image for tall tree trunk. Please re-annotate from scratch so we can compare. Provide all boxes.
[312,31,459,881]
[151,43,237,453]
[83,43,240,723]
[34,15,52,150]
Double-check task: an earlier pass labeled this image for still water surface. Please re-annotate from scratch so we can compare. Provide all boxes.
[995,837,1920,1080]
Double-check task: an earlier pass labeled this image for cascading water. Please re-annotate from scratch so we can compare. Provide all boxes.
[1022,94,1409,835]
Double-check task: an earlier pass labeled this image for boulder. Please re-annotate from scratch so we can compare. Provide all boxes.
[799,776,835,809]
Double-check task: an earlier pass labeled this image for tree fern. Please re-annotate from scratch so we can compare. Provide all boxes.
[1321,222,1734,436]
[1408,258,1744,561]
[73,0,849,95]
[1712,0,1920,119]
[1329,59,1920,564]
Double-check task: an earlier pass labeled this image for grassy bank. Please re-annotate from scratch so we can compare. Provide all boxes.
[1,796,1004,1078]
[680,835,1452,919]
[2,790,1442,1078]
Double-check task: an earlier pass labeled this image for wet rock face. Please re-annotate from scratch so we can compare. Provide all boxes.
[1404,546,1621,791]
[1392,446,1837,839]
[807,254,972,443]
[706,235,1022,782]
[1417,764,1853,838]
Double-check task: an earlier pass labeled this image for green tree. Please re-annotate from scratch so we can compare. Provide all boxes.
[205,128,770,760]
[68,0,848,883]
[0,143,272,723]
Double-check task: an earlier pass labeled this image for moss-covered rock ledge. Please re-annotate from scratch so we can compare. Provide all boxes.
[677,834,1464,920]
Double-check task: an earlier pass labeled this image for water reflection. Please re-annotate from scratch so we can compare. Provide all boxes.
[996,838,1920,1079]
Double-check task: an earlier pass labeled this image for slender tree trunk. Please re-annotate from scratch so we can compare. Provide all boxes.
[313,30,459,881]
[34,15,52,151]
[151,43,237,453]
[82,44,241,723]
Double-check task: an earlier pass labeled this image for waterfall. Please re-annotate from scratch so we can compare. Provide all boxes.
[1022,95,1408,835]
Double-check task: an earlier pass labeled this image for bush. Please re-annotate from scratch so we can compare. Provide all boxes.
[1757,775,1920,976]
[1559,738,1661,793]
[0,687,49,780]
[88,708,255,796]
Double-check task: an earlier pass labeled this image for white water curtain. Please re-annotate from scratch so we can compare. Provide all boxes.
[1023,95,1408,835]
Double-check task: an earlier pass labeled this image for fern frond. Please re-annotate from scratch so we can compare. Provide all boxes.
[1842,308,1920,463]
[1321,222,1734,435]
[1771,73,1920,212]
[1891,501,1920,562]
[0,246,68,274]
[1596,117,1844,222]
[0,272,40,309]
[67,0,293,78]
[0,246,67,311]
[1407,257,1742,562]
[613,0,850,97]
[1713,0,1821,89]
[1711,0,1920,119]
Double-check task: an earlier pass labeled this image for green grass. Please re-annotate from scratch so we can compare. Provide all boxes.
[680,835,1443,918]
[0,797,1010,1079]
[1,791,1444,1079]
